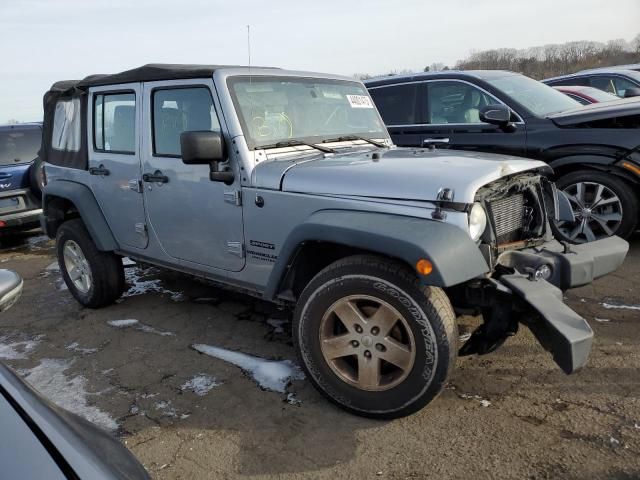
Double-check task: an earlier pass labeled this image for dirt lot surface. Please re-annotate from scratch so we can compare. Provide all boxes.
[0,231,638,480]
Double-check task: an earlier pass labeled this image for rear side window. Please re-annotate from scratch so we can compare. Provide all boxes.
[546,77,589,87]
[52,98,81,152]
[369,84,418,125]
[93,92,136,153]
[152,87,220,157]
[0,128,41,166]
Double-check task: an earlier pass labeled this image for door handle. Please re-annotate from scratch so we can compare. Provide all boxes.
[142,171,169,183]
[89,165,110,176]
[423,138,450,146]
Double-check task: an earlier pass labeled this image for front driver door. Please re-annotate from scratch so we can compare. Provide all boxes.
[140,80,245,272]
[420,80,527,157]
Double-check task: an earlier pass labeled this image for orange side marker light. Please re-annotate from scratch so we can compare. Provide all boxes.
[416,259,433,276]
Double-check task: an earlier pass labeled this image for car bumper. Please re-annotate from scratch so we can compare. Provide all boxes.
[0,208,43,231]
[495,236,629,374]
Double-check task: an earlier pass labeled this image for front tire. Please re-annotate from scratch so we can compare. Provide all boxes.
[293,255,457,419]
[552,170,637,242]
[56,219,124,308]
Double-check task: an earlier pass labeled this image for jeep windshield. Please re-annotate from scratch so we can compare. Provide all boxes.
[486,74,581,117]
[227,76,389,150]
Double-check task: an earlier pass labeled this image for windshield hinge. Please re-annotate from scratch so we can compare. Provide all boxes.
[432,188,454,221]
[224,190,242,206]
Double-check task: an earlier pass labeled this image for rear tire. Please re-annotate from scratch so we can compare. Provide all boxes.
[293,255,457,419]
[56,219,124,308]
[552,170,637,242]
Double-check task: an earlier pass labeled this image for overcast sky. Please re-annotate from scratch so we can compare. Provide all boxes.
[2,0,639,121]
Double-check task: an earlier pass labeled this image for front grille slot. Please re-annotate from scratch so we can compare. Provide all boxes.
[487,194,525,244]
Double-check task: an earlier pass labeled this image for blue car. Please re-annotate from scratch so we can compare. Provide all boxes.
[0,123,44,232]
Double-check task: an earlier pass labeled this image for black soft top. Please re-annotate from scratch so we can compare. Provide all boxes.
[50,63,245,92]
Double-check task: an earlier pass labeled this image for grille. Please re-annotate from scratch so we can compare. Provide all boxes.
[487,194,525,244]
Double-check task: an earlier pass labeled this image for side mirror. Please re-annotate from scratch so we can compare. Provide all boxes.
[480,104,512,126]
[623,87,640,98]
[180,131,234,184]
[0,270,23,312]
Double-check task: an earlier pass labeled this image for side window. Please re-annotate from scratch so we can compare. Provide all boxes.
[152,87,220,157]
[612,77,638,97]
[94,92,136,153]
[427,81,498,124]
[52,98,81,152]
[547,77,589,87]
[589,76,618,95]
[369,84,418,126]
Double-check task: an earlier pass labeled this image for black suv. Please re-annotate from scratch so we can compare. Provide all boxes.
[365,71,640,242]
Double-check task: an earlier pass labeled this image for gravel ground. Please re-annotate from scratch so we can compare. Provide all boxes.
[0,230,638,480]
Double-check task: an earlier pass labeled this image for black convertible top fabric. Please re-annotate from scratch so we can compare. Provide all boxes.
[52,64,249,92]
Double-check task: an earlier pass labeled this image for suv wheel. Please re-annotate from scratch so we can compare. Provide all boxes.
[553,170,637,242]
[56,219,124,308]
[293,255,457,419]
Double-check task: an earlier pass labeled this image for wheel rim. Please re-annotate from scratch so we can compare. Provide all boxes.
[557,181,623,243]
[63,240,92,294]
[319,295,416,392]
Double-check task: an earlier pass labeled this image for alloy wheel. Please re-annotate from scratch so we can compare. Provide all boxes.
[557,181,623,243]
[319,295,416,391]
[63,240,92,294]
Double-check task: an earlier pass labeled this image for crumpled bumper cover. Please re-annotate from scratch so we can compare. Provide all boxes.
[496,236,629,373]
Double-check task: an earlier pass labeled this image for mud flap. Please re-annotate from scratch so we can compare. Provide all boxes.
[500,274,593,374]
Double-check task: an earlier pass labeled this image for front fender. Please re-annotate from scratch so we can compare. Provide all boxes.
[42,180,118,251]
[264,210,490,300]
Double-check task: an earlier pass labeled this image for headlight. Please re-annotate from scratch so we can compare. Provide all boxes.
[468,202,487,241]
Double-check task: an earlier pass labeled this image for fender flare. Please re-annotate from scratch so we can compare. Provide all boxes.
[42,180,118,251]
[264,210,490,300]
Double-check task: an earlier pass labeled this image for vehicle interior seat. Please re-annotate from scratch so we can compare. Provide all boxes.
[110,106,135,152]
[461,90,481,123]
[429,96,448,124]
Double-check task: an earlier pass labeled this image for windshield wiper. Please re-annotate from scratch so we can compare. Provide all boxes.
[262,139,336,154]
[321,135,388,148]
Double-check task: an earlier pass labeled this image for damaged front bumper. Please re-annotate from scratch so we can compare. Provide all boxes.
[460,236,629,374]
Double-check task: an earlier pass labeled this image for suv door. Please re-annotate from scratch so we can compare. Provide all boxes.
[140,80,245,272]
[368,83,423,146]
[89,85,148,249]
[420,80,527,156]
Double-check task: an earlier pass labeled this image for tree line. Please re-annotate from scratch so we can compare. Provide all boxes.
[356,33,640,80]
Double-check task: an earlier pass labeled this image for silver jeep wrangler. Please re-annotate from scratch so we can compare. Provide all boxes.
[40,64,629,418]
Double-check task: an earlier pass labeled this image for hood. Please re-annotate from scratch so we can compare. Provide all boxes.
[548,98,640,126]
[253,148,549,204]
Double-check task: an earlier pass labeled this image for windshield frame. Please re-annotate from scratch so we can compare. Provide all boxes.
[226,75,390,151]
[484,73,582,118]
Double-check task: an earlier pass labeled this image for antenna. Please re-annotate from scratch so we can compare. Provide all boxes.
[247,25,251,68]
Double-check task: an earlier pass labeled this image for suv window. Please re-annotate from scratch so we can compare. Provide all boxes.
[547,77,590,87]
[590,75,638,97]
[52,98,81,152]
[0,128,41,166]
[369,84,418,126]
[94,92,136,153]
[152,87,220,157]
[427,81,496,124]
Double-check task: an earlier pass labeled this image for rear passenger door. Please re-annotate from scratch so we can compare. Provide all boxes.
[368,83,423,146]
[89,84,148,249]
[140,80,245,272]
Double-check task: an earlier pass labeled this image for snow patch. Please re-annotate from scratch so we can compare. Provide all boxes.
[20,359,117,431]
[0,335,42,360]
[459,393,491,407]
[594,318,610,323]
[107,319,174,336]
[602,302,640,311]
[192,344,305,393]
[286,393,301,406]
[181,374,219,396]
[123,268,185,301]
[154,400,177,417]
[65,342,98,355]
